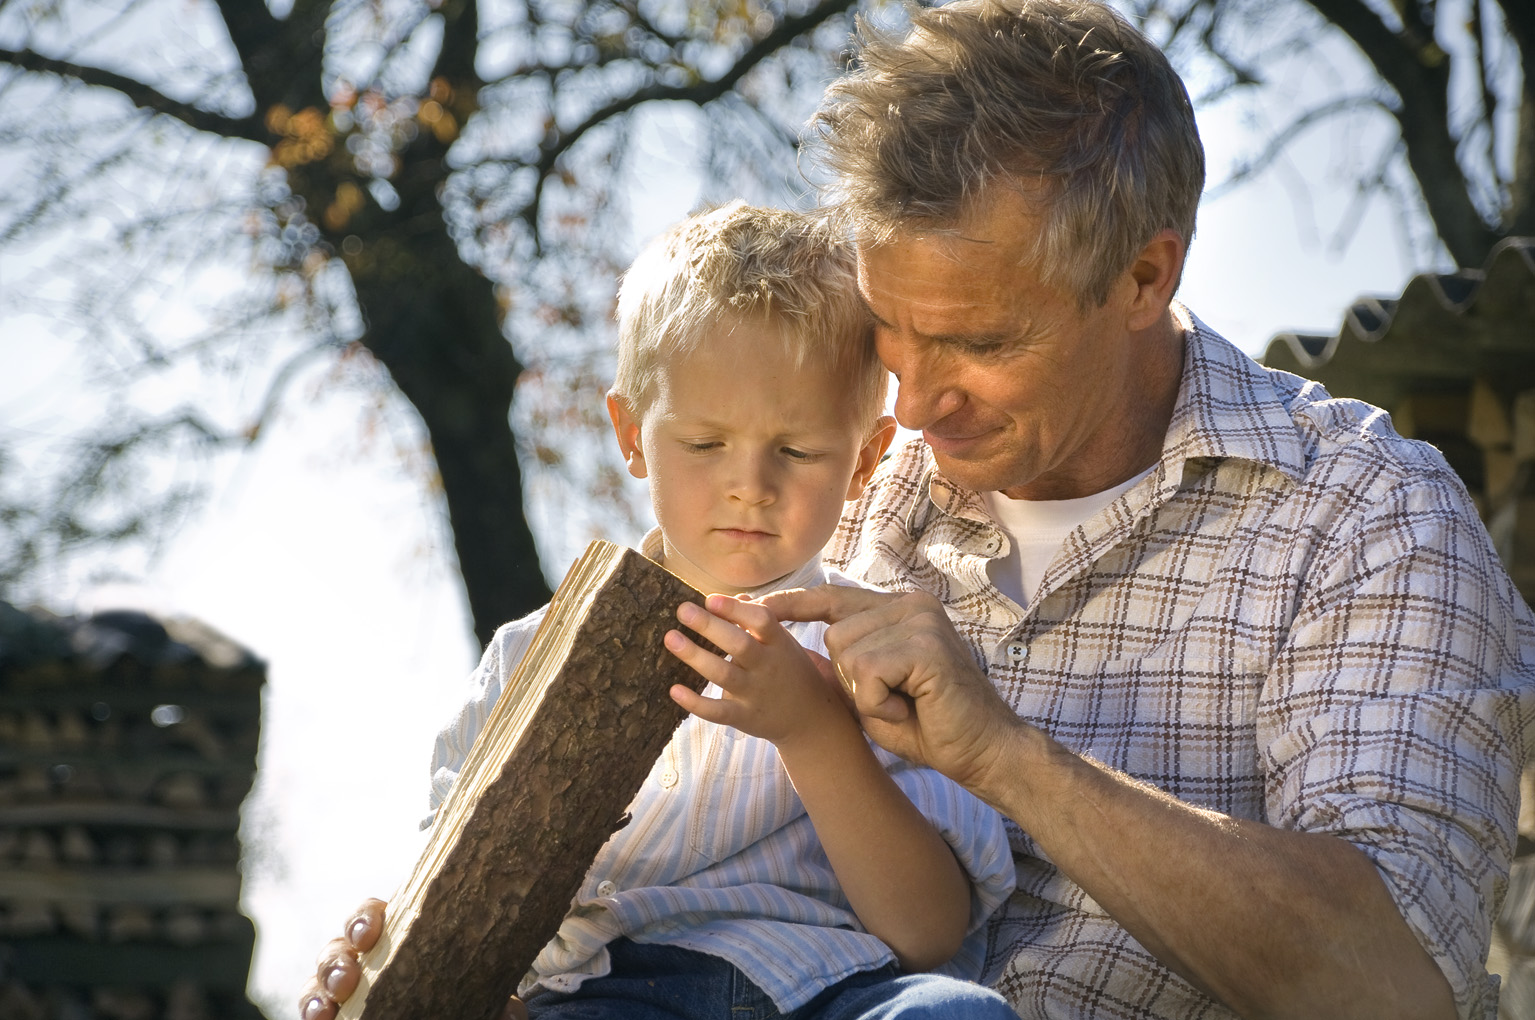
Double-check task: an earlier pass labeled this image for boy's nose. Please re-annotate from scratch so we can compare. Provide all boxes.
[727,455,776,505]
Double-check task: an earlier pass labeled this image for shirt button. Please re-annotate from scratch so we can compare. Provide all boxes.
[658,768,678,788]
[1007,642,1028,665]
[596,880,617,897]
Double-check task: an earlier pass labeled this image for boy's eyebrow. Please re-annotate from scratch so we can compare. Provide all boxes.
[671,415,848,440]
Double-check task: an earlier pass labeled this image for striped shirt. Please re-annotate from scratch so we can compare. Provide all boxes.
[427,536,1016,1012]
[825,304,1535,1020]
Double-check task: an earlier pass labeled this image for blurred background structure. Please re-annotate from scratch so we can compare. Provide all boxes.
[0,603,265,1019]
[0,0,1529,1016]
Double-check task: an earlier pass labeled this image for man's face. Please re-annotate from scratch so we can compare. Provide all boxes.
[857,195,1143,500]
[610,318,888,595]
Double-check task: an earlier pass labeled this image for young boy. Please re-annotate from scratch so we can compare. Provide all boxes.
[307,203,1015,1019]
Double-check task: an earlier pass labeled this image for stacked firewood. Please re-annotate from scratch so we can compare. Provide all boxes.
[0,603,266,1020]
[1390,378,1535,601]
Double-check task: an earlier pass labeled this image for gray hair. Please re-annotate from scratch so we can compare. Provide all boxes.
[810,0,1205,307]
[613,201,887,428]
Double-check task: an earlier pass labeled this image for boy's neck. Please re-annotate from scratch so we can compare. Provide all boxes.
[640,528,823,597]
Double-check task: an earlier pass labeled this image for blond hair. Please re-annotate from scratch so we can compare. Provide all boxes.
[613,201,887,428]
[810,0,1204,307]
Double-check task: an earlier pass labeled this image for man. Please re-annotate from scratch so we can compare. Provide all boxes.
[763,1,1534,1018]
[305,1,1532,1017]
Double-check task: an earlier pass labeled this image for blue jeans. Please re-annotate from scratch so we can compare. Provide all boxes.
[523,939,1017,1019]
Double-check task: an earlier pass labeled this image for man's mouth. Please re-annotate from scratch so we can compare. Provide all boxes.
[923,426,992,456]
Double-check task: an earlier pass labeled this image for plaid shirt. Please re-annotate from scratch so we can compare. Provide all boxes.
[826,305,1535,1020]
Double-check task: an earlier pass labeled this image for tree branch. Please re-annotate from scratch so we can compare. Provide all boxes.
[1492,0,1535,236]
[1301,0,1501,264]
[0,47,265,143]
[1205,93,1391,199]
[524,0,858,247]
[211,0,330,114]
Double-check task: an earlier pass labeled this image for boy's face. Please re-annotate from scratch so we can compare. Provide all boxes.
[608,318,894,595]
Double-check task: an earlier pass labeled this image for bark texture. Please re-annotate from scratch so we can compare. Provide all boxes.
[343,542,711,1020]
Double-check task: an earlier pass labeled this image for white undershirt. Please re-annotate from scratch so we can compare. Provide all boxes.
[981,466,1156,609]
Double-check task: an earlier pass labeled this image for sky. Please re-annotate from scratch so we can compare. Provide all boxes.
[0,7,1473,1018]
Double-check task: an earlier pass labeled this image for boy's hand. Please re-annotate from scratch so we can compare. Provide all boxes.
[664,594,854,749]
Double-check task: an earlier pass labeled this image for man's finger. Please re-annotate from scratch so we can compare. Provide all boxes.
[346,898,387,952]
[759,584,897,625]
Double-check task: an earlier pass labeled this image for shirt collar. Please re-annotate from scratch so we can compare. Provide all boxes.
[639,527,826,596]
[1160,302,1307,485]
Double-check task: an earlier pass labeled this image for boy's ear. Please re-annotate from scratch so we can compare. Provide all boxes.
[846,415,897,500]
[606,393,648,480]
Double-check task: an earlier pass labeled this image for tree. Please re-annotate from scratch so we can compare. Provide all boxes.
[0,0,862,645]
[1,0,1526,648]
[1125,0,1531,269]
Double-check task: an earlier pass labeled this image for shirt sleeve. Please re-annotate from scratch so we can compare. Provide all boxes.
[422,606,547,829]
[881,752,1018,981]
[1261,466,1535,1020]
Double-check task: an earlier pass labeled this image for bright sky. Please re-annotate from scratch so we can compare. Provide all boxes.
[0,17,1454,1020]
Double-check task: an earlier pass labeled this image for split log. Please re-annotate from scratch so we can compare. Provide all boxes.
[340,541,712,1020]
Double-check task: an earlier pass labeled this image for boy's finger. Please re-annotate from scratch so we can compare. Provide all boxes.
[669,683,736,727]
[675,602,755,659]
[702,593,780,639]
[664,628,737,687]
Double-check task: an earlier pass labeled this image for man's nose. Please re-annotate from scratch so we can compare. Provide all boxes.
[889,354,962,432]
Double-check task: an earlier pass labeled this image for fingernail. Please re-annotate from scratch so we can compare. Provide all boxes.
[325,966,348,995]
[349,918,369,945]
[664,630,684,650]
[678,602,699,622]
[303,996,326,1020]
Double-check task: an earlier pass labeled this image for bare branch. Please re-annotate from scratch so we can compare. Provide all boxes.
[1206,93,1391,199]
[0,46,265,142]
[524,0,858,247]
[1300,0,1501,263]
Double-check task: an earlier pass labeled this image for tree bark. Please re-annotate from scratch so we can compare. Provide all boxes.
[1302,0,1507,266]
[338,542,711,1020]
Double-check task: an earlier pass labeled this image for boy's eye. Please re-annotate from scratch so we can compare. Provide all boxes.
[780,447,814,461]
[683,441,721,452]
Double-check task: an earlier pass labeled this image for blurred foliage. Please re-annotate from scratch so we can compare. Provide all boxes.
[0,0,869,643]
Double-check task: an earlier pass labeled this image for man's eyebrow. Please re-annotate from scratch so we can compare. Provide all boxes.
[860,300,894,331]
[860,296,1027,348]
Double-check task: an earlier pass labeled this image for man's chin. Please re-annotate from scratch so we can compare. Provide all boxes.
[927,446,1024,495]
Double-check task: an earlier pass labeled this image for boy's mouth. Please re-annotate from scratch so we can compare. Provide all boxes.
[716,527,775,541]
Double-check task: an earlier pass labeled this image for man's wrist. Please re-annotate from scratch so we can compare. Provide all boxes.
[965,714,1078,833]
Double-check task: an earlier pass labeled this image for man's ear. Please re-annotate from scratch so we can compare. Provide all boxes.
[1124,228,1186,332]
[846,415,898,500]
[606,392,648,479]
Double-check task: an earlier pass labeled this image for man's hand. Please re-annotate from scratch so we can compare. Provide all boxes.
[297,898,383,1020]
[297,899,527,1020]
[760,585,1028,796]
